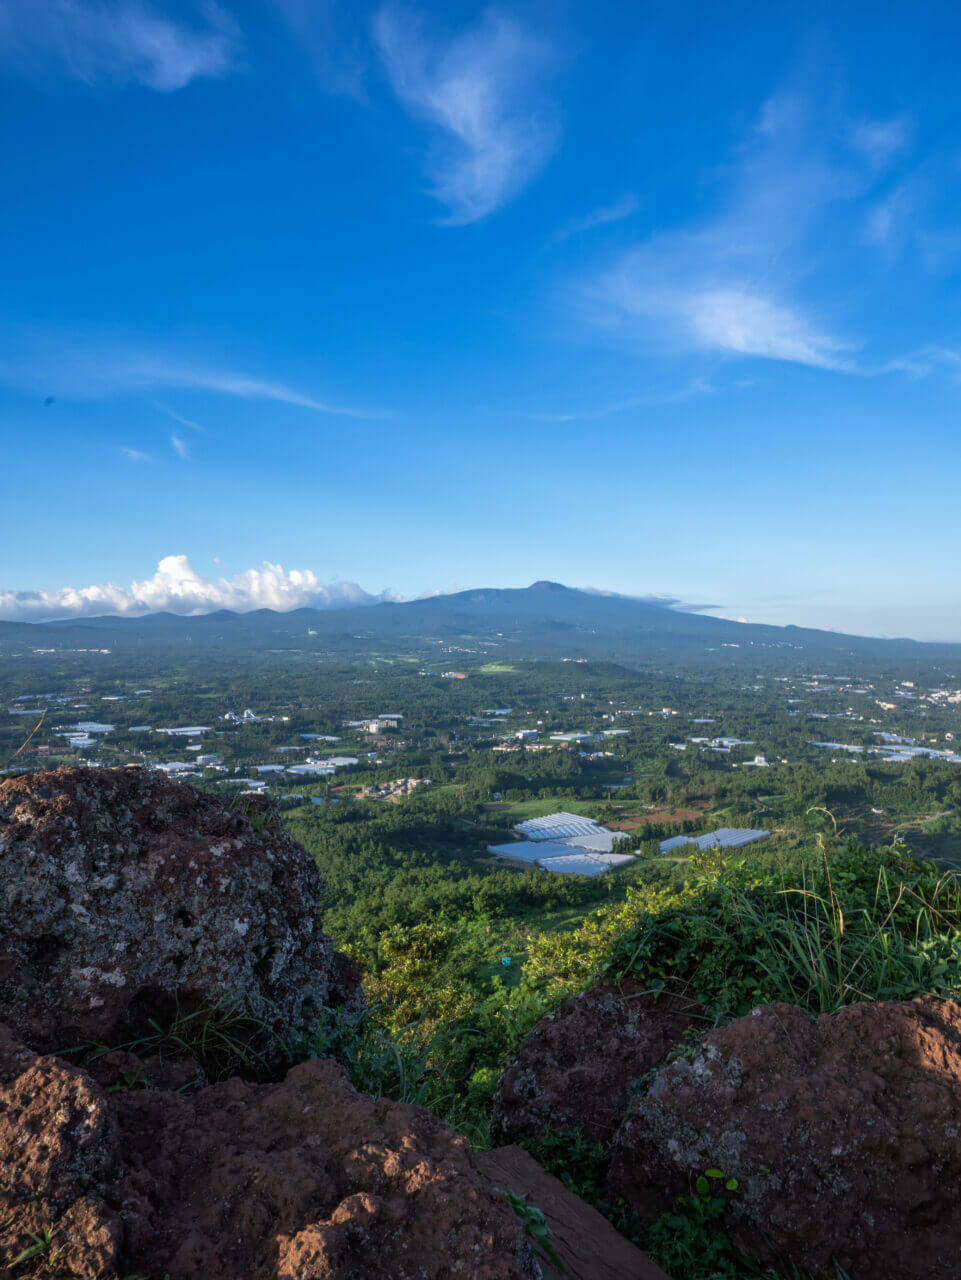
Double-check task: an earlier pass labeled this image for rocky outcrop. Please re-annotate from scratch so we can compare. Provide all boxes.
[0,766,681,1279]
[0,1024,539,1280]
[0,1025,122,1277]
[0,767,361,1052]
[476,1145,670,1280]
[608,997,961,1280]
[494,981,702,1145]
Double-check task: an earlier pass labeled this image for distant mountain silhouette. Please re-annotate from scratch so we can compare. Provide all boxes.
[0,582,951,666]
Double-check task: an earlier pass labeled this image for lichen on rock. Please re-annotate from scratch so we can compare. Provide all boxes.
[0,767,362,1053]
[494,979,703,1145]
[608,996,961,1279]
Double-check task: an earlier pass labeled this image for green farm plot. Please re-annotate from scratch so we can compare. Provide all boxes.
[476,662,520,674]
[502,796,600,821]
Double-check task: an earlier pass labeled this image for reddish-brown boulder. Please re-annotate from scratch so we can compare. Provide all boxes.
[0,1024,123,1277]
[0,1023,539,1279]
[608,997,961,1279]
[0,767,361,1053]
[494,981,702,1145]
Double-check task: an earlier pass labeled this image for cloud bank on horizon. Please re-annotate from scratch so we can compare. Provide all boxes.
[0,561,718,624]
[0,556,394,622]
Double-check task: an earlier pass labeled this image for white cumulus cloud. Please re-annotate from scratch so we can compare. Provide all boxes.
[0,555,394,621]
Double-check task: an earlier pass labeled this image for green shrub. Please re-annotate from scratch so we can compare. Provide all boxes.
[284,1003,471,1110]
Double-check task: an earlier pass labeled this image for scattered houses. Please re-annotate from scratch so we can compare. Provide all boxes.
[359,777,431,801]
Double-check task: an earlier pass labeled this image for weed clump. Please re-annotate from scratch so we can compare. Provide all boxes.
[604,838,961,1019]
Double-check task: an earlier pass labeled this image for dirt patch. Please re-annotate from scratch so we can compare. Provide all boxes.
[609,808,703,831]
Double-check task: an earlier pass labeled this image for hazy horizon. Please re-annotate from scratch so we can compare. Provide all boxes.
[4,558,961,643]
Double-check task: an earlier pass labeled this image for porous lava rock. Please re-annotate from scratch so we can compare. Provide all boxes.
[0,1023,539,1279]
[494,981,702,1145]
[0,767,361,1053]
[608,997,961,1279]
[0,1024,123,1277]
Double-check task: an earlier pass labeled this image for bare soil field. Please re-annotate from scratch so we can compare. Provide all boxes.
[609,808,704,831]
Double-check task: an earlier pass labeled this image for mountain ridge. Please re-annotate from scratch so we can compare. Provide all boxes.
[0,581,951,666]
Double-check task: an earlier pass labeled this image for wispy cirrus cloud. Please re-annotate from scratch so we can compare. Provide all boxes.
[552,194,639,242]
[863,178,919,249]
[0,337,384,418]
[884,344,961,379]
[372,4,558,223]
[143,361,380,417]
[576,94,898,372]
[528,377,714,423]
[170,433,189,458]
[848,114,913,169]
[0,0,240,92]
[119,445,151,462]
[155,403,206,433]
[859,160,961,274]
[0,555,396,621]
[271,0,368,98]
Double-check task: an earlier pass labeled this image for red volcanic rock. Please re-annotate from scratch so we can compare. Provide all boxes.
[608,997,961,1280]
[0,1024,539,1280]
[0,1024,123,1277]
[494,981,702,1145]
[0,767,361,1052]
[117,1057,539,1280]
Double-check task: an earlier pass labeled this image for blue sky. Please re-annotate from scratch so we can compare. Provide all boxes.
[2,0,961,638]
